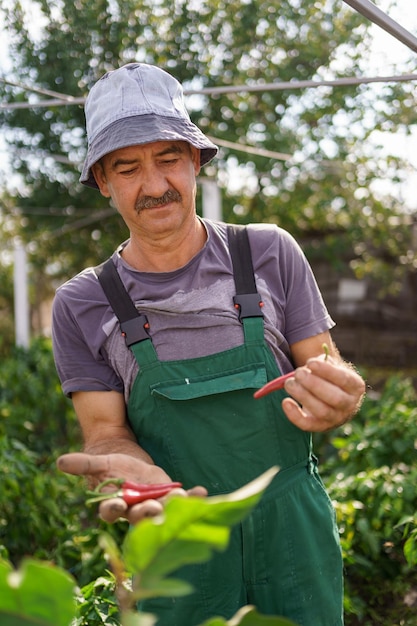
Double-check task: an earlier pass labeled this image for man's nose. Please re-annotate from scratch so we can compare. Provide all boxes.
[140,165,168,197]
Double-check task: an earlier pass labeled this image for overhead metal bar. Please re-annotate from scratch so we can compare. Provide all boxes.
[2,72,417,109]
[0,76,78,101]
[343,0,417,54]
[0,97,86,109]
[206,136,292,161]
[190,72,417,96]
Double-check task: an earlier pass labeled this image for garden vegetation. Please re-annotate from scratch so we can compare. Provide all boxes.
[0,339,416,624]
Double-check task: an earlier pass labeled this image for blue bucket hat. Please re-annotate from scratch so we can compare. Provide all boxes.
[80,63,218,189]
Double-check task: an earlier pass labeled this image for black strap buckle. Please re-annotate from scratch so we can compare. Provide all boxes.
[121,315,150,347]
[233,293,264,321]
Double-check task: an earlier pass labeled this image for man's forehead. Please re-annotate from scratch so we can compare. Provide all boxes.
[106,140,190,162]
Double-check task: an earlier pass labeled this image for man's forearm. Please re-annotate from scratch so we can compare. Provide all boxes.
[83,436,155,465]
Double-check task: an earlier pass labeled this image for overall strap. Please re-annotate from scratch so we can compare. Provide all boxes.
[227,224,264,321]
[95,259,153,349]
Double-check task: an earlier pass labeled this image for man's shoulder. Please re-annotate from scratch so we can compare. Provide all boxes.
[54,264,111,314]
[56,266,100,296]
[245,222,299,260]
[203,218,298,265]
[204,218,289,243]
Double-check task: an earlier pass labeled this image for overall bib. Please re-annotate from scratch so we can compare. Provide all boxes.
[97,226,343,626]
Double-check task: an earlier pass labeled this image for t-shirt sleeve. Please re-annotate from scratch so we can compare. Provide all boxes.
[249,224,335,346]
[282,232,334,344]
[52,271,124,397]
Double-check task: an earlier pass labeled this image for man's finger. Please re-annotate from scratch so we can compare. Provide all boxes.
[126,500,164,524]
[187,486,208,497]
[57,452,110,476]
[99,497,129,523]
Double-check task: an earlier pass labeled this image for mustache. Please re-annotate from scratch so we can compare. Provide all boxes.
[135,189,182,212]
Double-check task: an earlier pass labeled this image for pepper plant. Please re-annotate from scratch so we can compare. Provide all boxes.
[2,340,417,624]
[0,467,298,626]
[320,375,417,624]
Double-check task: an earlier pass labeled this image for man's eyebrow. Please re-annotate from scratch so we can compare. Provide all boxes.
[110,144,185,169]
[155,144,185,157]
[111,157,139,169]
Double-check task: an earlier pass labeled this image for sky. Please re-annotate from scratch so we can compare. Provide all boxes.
[365,0,417,208]
[1,0,417,205]
[367,0,417,65]
[364,0,417,211]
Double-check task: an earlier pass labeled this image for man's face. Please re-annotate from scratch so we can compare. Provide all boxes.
[92,140,201,240]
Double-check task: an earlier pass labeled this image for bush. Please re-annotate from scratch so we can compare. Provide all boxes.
[321,376,417,625]
[0,337,80,453]
[0,338,124,587]
[1,341,417,624]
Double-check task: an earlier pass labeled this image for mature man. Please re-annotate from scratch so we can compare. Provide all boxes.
[53,63,365,626]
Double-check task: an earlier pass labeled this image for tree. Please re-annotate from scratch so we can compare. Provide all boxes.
[1,0,416,290]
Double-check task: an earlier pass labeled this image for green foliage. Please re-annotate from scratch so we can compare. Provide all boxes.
[201,610,297,626]
[78,469,297,625]
[329,376,417,470]
[0,558,76,626]
[0,338,124,585]
[0,341,293,624]
[1,0,416,294]
[321,376,417,625]
[122,468,278,600]
[396,515,417,568]
[75,575,120,626]
[0,470,297,626]
[0,261,14,357]
[1,341,417,624]
[0,336,79,452]
[0,426,124,586]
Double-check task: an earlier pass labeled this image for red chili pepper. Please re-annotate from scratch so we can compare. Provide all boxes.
[253,371,295,399]
[254,344,329,400]
[121,484,181,505]
[121,480,182,492]
[86,481,183,505]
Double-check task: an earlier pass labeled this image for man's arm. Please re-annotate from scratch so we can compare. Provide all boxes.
[72,390,158,464]
[57,390,207,523]
[283,330,366,432]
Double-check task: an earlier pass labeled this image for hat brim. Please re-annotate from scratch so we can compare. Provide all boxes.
[80,114,218,189]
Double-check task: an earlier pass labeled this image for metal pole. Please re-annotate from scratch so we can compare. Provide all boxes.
[200,179,222,221]
[13,239,30,348]
[343,0,417,53]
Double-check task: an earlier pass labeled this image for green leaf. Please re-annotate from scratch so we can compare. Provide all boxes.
[1,617,46,626]
[404,534,417,566]
[136,576,193,600]
[121,609,157,626]
[0,558,76,626]
[200,605,299,625]
[123,467,279,580]
[394,514,417,529]
[121,467,280,604]
[152,535,215,570]
[230,606,299,625]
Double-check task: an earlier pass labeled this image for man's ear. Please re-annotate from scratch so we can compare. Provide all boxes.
[191,146,201,176]
[91,162,111,198]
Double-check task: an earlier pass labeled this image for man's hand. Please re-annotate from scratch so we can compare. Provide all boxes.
[57,452,207,524]
[282,354,365,432]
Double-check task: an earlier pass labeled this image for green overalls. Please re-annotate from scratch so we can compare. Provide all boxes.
[97,226,343,626]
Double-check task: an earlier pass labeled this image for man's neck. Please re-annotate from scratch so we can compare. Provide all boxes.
[121,217,207,272]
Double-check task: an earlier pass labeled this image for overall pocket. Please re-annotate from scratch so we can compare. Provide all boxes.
[150,362,267,400]
[146,363,279,494]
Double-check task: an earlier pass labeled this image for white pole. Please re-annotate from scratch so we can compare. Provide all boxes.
[13,239,30,348]
[200,179,222,221]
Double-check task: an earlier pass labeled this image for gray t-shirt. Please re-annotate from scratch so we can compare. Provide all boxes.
[52,219,334,403]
